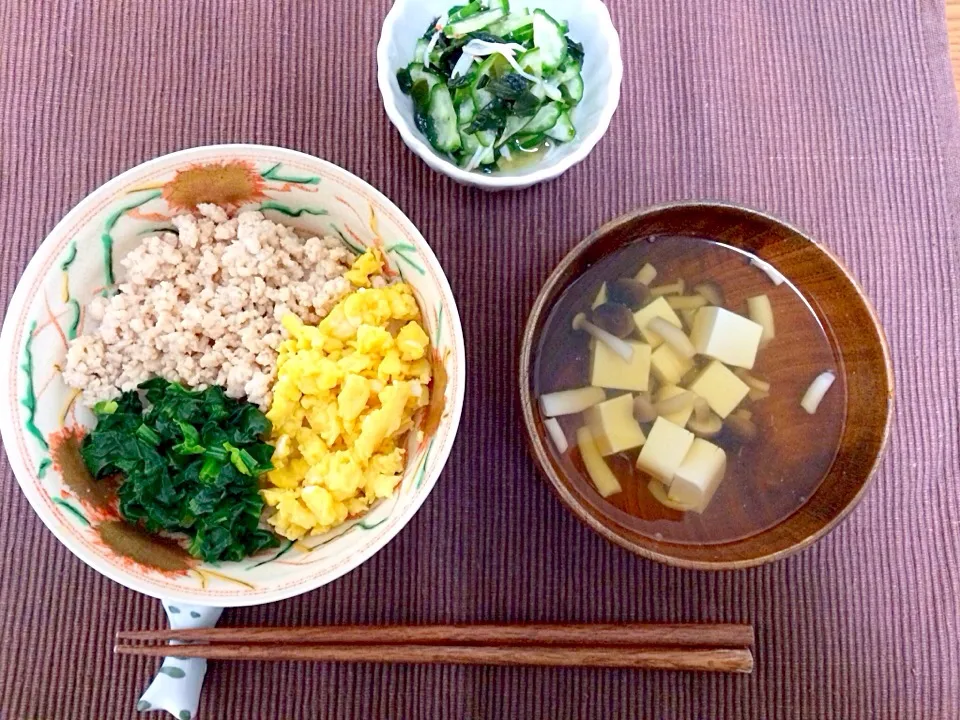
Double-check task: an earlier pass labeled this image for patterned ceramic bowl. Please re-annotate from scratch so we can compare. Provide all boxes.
[0,145,465,606]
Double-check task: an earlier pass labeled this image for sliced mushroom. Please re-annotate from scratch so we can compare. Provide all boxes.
[649,279,685,297]
[734,368,771,393]
[678,309,698,329]
[688,411,723,438]
[693,396,711,423]
[633,393,658,423]
[646,317,696,359]
[693,280,726,307]
[725,414,758,443]
[666,295,708,310]
[572,313,634,361]
[589,303,635,339]
[607,279,650,309]
[655,389,694,415]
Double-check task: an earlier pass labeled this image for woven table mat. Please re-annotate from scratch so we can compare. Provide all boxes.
[1,1,958,718]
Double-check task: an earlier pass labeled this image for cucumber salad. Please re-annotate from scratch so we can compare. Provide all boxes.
[396,1,584,173]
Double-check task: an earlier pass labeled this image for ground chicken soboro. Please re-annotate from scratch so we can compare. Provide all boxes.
[64,204,362,410]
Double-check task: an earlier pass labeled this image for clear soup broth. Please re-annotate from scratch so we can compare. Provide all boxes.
[534,236,847,545]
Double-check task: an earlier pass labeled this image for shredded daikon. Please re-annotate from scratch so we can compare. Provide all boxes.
[540,78,563,101]
[544,417,569,454]
[463,143,487,172]
[801,371,836,414]
[450,51,475,79]
[459,39,540,82]
[423,14,448,69]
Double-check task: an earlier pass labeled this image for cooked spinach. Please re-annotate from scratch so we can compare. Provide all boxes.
[80,379,278,563]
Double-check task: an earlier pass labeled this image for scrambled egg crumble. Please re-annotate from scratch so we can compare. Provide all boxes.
[262,249,433,539]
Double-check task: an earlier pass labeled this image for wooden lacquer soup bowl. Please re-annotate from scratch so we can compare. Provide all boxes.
[519,202,893,569]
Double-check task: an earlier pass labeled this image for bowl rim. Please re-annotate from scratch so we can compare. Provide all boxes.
[0,143,467,606]
[519,200,895,570]
[376,0,624,189]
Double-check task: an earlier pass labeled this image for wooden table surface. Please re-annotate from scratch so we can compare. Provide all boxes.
[949,0,960,91]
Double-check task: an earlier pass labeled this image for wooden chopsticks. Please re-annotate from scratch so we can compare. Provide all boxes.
[116,623,755,673]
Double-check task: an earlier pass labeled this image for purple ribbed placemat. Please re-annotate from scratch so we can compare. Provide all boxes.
[2,1,959,718]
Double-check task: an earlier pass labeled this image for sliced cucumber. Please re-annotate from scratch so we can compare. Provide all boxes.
[533,9,567,71]
[479,145,496,165]
[398,2,581,173]
[459,130,480,156]
[522,101,562,134]
[411,80,433,110]
[517,48,542,77]
[472,87,494,110]
[409,63,442,91]
[514,132,546,151]
[444,8,504,37]
[487,10,531,35]
[457,95,477,125]
[426,85,461,152]
[508,24,534,44]
[546,111,575,142]
[448,2,482,22]
[497,113,531,146]
[414,38,429,63]
[472,53,509,85]
[557,59,582,84]
[562,73,583,104]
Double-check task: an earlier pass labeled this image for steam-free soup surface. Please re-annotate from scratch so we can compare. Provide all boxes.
[534,236,846,545]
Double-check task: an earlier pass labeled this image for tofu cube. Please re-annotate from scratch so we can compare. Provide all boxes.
[650,343,694,385]
[668,439,727,513]
[690,306,764,369]
[636,417,695,485]
[656,385,694,427]
[584,394,647,456]
[687,360,749,418]
[591,340,651,392]
[632,297,683,348]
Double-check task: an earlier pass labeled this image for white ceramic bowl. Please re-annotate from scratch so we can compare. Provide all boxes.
[0,144,466,606]
[377,0,623,190]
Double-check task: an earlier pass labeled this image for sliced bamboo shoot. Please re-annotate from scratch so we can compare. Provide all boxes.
[649,279,685,297]
[576,426,622,498]
[647,478,696,512]
[666,295,708,311]
[539,386,606,417]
